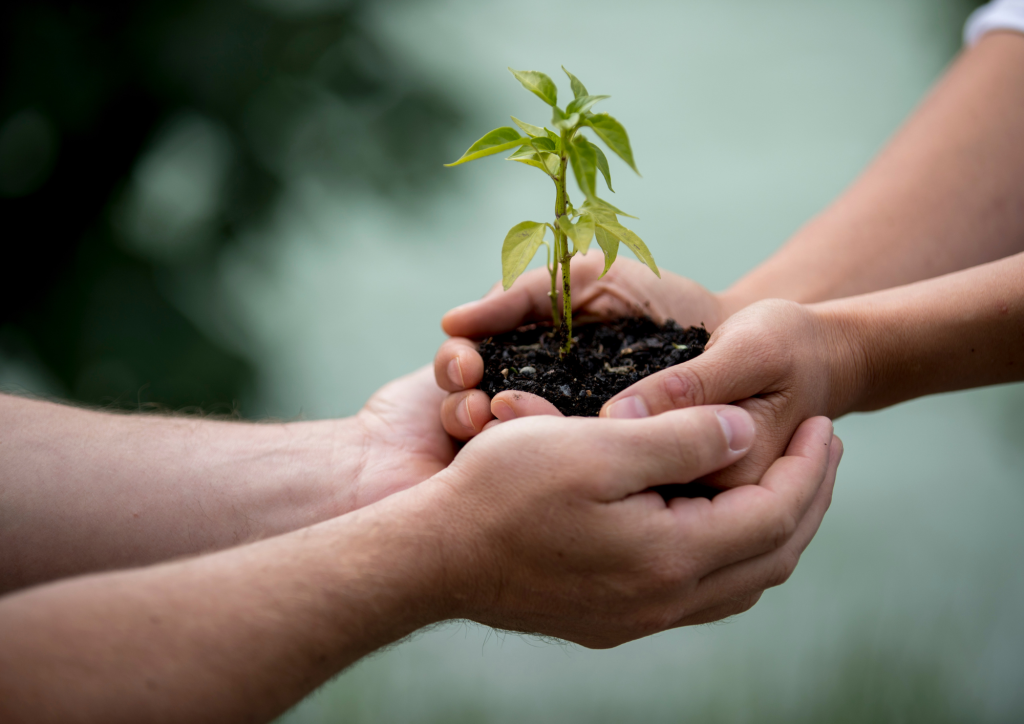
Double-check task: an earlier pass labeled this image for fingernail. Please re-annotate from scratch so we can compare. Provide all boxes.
[456,398,474,429]
[716,407,755,452]
[447,356,465,388]
[493,399,516,422]
[604,396,650,419]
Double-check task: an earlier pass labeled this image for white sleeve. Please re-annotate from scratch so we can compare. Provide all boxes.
[964,0,1024,46]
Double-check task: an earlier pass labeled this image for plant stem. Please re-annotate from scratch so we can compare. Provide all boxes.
[549,254,560,328]
[555,132,572,356]
[560,246,572,355]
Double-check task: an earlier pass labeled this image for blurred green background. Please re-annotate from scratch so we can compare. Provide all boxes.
[3,0,1022,721]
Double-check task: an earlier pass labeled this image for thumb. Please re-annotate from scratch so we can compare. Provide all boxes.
[491,390,564,422]
[442,253,607,338]
[583,405,757,500]
[599,324,781,418]
[442,269,553,339]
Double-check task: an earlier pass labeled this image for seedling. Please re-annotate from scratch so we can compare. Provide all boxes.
[445,67,659,355]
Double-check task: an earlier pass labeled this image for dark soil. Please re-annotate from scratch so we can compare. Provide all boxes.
[477,317,709,417]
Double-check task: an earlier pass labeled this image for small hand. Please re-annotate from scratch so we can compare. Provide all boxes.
[428,408,841,645]
[599,299,860,488]
[348,366,457,510]
[434,252,729,439]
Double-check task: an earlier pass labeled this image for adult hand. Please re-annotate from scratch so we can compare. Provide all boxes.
[435,252,730,439]
[431,409,841,645]
[598,299,859,488]
[347,366,457,510]
[0,366,456,592]
[0,407,839,724]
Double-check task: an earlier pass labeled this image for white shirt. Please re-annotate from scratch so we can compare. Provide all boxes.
[964,0,1024,45]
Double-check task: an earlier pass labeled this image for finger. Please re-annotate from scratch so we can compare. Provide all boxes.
[671,434,842,627]
[667,417,835,574]
[440,390,494,441]
[434,338,484,392]
[670,593,763,628]
[599,317,782,418]
[584,405,756,500]
[491,390,564,422]
[442,271,553,339]
[441,254,607,338]
[699,394,803,489]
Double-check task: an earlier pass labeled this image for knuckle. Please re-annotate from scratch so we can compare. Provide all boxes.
[668,408,731,472]
[765,549,800,588]
[667,424,702,473]
[733,592,762,615]
[767,504,799,551]
[659,366,706,409]
[716,594,761,621]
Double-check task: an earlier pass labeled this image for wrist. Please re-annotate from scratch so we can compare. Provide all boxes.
[344,475,482,626]
[302,416,372,519]
[236,416,369,529]
[809,300,876,416]
[402,468,500,622]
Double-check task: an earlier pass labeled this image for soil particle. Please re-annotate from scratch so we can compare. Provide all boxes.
[477,317,709,417]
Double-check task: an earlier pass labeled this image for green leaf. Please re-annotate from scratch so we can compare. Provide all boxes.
[568,137,598,200]
[596,223,659,277]
[586,140,613,192]
[557,215,575,243]
[562,66,588,99]
[502,221,548,290]
[579,198,615,224]
[509,68,557,106]
[566,95,610,116]
[561,215,598,254]
[445,127,526,167]
[510,116,545,138]
[586,114,639,174]
[507,145,559,176]
[574,213,595,254]
[551,106,580,131]
[557,214,594,255]
[581,196,637,220]
[594,224,618,278]
[529,136,557,153]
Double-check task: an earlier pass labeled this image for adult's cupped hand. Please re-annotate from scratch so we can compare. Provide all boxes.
[427,408,841,643]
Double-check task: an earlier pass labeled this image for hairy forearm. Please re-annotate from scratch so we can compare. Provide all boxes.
[0,485,447,724]
[820,251,1024,414]
[723,31,1024,311]
[0,395,366,592]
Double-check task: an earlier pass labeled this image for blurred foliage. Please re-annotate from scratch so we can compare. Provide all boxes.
[0,0,461,412]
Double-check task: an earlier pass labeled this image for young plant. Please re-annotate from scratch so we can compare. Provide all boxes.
[445,67,659,355]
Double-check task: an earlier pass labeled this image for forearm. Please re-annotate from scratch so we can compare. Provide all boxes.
[723,31,1024,312]
[820,251,1024,414]
[0,395,366,592]
[0,485,447,724]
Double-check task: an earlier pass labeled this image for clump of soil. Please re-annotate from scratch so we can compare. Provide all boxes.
[477,317,709,417]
